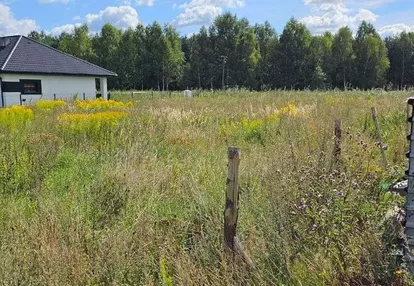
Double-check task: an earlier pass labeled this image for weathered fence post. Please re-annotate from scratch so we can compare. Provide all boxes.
[224,147,255,269]
[224,147,240,254]
[333,119,342,167]
[371,107,388,168]
[405,98,414,274]
[53,93,56,101]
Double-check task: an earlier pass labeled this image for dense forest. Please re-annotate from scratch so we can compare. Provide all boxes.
[27,13,414,91]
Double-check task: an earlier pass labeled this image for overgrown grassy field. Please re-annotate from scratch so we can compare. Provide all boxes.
[0,91,412,285]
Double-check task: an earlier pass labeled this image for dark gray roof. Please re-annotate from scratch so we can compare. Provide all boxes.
[0,35,117,77]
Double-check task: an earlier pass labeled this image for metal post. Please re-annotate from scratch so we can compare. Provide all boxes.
[53,93,56,101]
[405,97,414,273]
[83,92,86,101]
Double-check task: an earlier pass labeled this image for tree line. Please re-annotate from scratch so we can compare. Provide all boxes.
[27,13,414,91]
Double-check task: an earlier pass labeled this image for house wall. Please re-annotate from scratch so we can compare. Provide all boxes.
[0,74,97,106]
[0,77,3,107]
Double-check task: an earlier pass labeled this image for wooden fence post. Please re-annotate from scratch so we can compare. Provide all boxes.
[53,93,56,101]
[333,119,342,167]
[405,97,414,274]
[371,107,388,168]
[224,147,255,269]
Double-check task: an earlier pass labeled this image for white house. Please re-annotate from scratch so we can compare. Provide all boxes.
[0,35,117,107]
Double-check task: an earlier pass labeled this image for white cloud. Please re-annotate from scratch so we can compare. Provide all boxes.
[47,5,140,36]
[300,0,414,37]
[172,0,244,28]
[172,5,222,27]
[355,8,377,22]
[118,0,155,6]
[0,4,38,36]
[137,0,154,6]
[48,23,82,35]
[85,6,140,32]
[303,0,344,6]
[379,23,414,37]
[38,0,71,3]
[179,0,244,9]
[300,0,378,34]
[302,9,378,34]
[318,3,348,13]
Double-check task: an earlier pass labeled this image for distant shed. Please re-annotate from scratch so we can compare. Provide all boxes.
[0,35,117,107]
[184,90,192,97]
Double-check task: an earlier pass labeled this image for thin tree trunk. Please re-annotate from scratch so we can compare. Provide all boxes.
[162,57,165,91]
[222,61,225,89]
[402,52,405,90]
[343,66,346,90]
[198,65,201,89]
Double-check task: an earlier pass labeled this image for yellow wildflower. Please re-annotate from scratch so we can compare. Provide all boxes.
[58,111,127,134]
[33,100,66,111]
[279,104,297,116]
[0,105,34,131]
[367,96,376,106]
[268,104,297,121]
[76,98,133,111]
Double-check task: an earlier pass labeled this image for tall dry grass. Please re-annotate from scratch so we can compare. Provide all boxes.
[0,91,411,285]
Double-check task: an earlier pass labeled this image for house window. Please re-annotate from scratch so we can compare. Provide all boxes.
[20,80,42,94]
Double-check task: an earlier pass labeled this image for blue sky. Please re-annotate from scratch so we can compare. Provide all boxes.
[0,0,413,37]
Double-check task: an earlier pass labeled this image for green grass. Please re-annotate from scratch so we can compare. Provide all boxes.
[0,90,411,285]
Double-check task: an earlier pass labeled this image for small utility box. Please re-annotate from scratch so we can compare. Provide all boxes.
[184,90,192,98]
